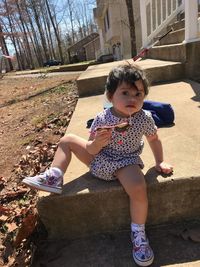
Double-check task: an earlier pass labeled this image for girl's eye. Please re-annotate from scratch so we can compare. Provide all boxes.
[136,92,143,97]
[122,91,129,96]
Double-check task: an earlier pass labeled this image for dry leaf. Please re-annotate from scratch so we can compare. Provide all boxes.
[14,210,38,247]
[0,204,12,215]
[180,227,200,242]
[0,214,8,221]
[2,188,28,200]
[6,222,18,233]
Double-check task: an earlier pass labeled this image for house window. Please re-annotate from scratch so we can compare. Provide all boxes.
[104,8,110,32]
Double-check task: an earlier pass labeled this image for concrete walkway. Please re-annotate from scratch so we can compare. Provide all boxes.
[33,221,200,267]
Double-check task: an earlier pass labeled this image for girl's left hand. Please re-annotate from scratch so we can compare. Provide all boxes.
[155,162,173,174]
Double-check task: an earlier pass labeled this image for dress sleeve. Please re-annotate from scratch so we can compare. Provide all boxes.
[89,113,105,137]
[143,111,157,136]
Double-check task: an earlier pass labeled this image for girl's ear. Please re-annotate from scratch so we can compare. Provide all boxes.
[106,91,112,102]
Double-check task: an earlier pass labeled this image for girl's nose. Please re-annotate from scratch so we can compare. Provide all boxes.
[129,95,137,102]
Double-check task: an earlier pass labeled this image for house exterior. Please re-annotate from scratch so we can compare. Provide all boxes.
[93,0,142,60]
[67,32,100,63]
[84,35,100,61]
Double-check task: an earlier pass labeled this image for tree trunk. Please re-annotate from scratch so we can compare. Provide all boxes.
[24,3,44,67]
[30,0,49,61]
[2,0,17,70]
[15,0,35,69]
[125,0,137,57]
[45,0,64,63]
[42,3,56,59]
[0,23,13,72]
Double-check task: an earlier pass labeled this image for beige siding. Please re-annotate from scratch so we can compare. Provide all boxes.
[94,0,142,60]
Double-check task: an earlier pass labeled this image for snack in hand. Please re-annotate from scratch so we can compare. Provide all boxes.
[96,121,130,133]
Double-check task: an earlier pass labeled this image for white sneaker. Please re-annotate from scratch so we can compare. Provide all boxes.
[22,168,63,194]
[131,229,154,266]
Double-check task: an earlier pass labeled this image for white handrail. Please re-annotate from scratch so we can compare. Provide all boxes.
[140,0,184,47]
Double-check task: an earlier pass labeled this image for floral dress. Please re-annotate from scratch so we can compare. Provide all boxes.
[89,108,157,181]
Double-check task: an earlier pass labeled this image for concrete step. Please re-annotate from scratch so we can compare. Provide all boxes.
[32,221,200,267]
[76,59,185,97]
[156,28,185,46]
[37,80,200,240]
[167,18,185,31]
[147,43,186,62]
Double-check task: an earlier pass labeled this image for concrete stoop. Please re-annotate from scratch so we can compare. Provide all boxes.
[147,43,186,62]
[76,59,185,97]
[37,174,200,240]
[37,80,200,240]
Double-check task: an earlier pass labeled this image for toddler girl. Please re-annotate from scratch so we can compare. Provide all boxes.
[22,64,173,266]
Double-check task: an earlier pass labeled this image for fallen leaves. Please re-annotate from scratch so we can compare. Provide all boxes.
[171,224,200,243]
[1,188,28,203]
[0,142,55,266]
[0,81,78,266]
[15,142,58,178]
[0,200,38,266]
[179,227,200,243]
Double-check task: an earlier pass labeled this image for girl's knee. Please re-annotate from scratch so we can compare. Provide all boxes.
[129,180,147,198]
[59,133,77,146]
[134,180,146,191]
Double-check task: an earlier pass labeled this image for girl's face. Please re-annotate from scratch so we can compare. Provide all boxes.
[109,80,145,117]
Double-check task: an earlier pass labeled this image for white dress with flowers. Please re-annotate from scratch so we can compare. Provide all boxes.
[89,108,157,181]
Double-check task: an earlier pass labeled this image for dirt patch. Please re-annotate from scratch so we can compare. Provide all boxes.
[0,73,79,177]
[0,73,79,266]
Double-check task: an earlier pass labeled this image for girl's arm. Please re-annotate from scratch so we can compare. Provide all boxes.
[86,129,112,155]
[146,133,173,174]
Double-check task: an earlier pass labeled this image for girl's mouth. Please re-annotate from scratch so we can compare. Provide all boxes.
[126,105,135,108]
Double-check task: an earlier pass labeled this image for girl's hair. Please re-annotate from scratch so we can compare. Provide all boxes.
[105,64,149,98]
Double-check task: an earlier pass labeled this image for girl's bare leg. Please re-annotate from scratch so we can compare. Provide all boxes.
[117,166,154,267]
[51,133,94,173]
[116,165,148,224]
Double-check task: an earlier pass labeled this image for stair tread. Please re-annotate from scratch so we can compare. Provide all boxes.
[77,59,184,80]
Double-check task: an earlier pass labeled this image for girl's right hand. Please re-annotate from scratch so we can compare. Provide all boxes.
[93,128,112,149]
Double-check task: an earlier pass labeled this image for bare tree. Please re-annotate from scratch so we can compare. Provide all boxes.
[15,0,35,68]
[0,0,97,70]
[29,0,49,61]
[0,23,13,71]
[44,0,64,62]
[24,1,44,66]
[125,0,137,57]
[2,0,21,69]
[66,0,75,43]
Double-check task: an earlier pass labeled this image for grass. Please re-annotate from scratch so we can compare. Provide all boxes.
[18,134,37,146]
[13,59,96,75]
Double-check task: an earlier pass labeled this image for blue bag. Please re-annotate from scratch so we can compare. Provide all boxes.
[143,100,175,127]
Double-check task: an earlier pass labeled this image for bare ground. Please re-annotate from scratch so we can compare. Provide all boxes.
[0,72,79,266]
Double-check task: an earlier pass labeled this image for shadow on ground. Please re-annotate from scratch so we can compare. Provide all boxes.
[32,221,200,267]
